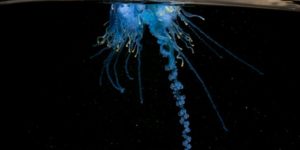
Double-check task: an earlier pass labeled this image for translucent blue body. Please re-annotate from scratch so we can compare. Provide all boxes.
[92,3,263,150]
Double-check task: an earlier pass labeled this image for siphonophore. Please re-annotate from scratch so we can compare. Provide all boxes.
[91,3,263,150]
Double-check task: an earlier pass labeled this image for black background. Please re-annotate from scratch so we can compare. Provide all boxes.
[1,2,299,150]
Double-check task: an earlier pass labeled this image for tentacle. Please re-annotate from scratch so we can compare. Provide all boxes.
[105,52,125,93]
[113,46,125,93]
[159,41,192,150]
[90,47,110,60]
[180,14,264,75]
[181,9,205,21]
[177,50,229,132]
[137,48,144,104]
[124,52,134,80]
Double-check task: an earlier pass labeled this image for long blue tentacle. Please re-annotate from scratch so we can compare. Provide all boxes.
[103,52,125,93]
[178,50,229,132]
[147,10,192,147]
[179,12,264,75]
[137,49,144,104]
[90,47,110,60]
[160,40,192,150]
[113,44,126,92]
[124,52,134,80]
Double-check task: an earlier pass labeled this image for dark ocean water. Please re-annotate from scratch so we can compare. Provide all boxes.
[2,2,299,150]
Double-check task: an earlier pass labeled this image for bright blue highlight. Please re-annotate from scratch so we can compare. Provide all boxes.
[92,3,263,150]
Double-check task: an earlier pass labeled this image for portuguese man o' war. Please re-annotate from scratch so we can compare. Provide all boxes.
[91,3,263,150]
